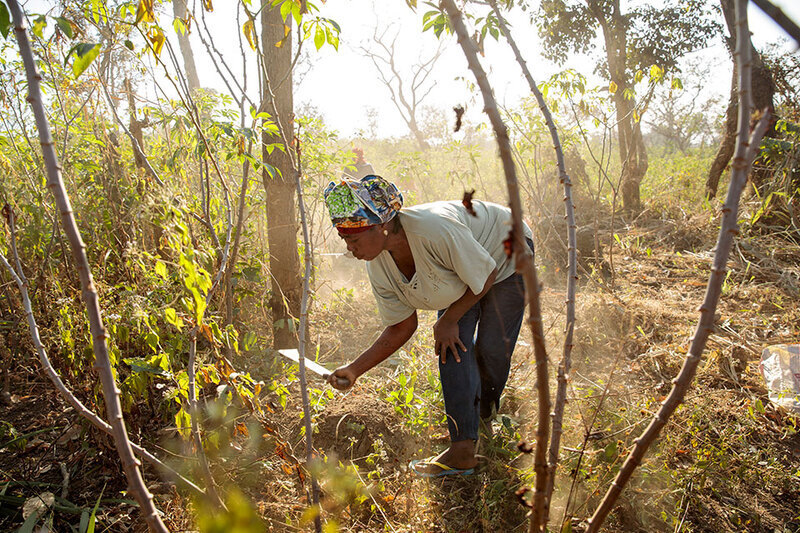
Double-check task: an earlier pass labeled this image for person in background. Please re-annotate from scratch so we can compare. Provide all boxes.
[323,175,533,477]
[342,147,375,180]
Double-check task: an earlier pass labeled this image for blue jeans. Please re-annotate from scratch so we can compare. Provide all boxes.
[437,266,527,442]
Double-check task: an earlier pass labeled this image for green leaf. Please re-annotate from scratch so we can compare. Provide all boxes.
[193,289,206,324]
[243,331,257,351]
[55,16,74,38]
[79,510,90,533]
[603,440,618,462]
[18,509,41,533]
[165,307,183,329]
[649,64,664,82]
[86,483,106,533]
[145,331,159,353]
[124,39,134,50]
[91,0,107,24]
[154,261,168,279]
[173,17,186,36]
[31,15,46,38]
[0,1,10,39]
[325,26,338,51]
[314,24,324,50]
[622,88,635,101]
[155,260,167,279]
[280,0,292,22]
[71,43,101,78]
[123,357,171,377]
[175,407,191,438]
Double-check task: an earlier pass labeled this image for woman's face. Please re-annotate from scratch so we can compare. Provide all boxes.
[340,226,386,261]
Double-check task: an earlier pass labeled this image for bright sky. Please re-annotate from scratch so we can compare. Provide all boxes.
[289,0,800,138]
[20,0,800,139]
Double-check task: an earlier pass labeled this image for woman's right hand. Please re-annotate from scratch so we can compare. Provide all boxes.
[327,365,356,390]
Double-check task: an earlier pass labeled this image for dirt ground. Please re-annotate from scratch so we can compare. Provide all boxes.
[2,207,800,532]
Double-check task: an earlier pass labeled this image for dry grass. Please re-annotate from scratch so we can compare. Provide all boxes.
[1,204,799,532]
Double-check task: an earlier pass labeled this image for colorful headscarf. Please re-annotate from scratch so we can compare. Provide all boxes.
[323,175,403,233]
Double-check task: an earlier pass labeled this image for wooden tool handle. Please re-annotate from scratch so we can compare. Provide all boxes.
[323,373,352,389]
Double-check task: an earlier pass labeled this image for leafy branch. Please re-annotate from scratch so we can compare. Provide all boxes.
[0,206,206,499]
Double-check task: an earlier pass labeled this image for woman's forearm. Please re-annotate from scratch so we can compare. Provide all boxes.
[441,268,497,324]
[349,311,418,376]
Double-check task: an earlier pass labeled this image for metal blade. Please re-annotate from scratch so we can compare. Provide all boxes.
[278,349,330,378]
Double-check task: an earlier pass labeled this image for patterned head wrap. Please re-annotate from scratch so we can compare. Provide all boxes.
[323,175,403,234]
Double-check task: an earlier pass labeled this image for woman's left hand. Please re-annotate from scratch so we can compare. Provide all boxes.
[433,316,466,364]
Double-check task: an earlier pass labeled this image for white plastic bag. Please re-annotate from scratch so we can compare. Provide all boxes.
[760,344,800,413]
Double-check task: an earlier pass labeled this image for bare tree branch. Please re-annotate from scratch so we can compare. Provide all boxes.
[484,3,578,527]
[97,73,164,186]
[8,2,169,529]
[358,26,442,150]
[293,135,322,532]
[438,2,551,531]
[586,0,772,529]
[752,0,800,48]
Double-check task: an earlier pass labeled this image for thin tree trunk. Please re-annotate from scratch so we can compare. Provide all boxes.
[586,0,772,528]
[706,72,738,199]
[185,179,233,511]
[293,139,322,533]
[706,0,775,199]
[8,2,168,530]
[591,0,647,214]
[487,2,578,524]
[172,0,201,91]
[224,141,254,326]
[261,3,301,349]
[124,78,148,173]
[439,3,550,532]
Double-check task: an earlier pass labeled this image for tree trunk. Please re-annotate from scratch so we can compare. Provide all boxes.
[261,5,301,349]
[615,91,647,213]
[706,0,775,199]
[706,72,738,199]
[173,0,201,91]
[124,78,147,173]
[592,0,647,214]
[409,118,430,151]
